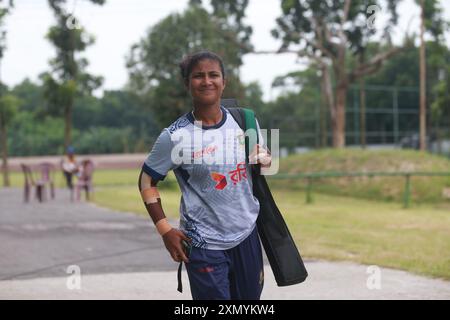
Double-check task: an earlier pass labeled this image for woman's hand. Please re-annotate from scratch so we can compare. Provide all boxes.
[249,144,271,168]
[162,228,191,263]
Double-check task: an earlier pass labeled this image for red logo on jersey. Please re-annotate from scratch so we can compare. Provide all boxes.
[192,145,218,160]
[211,172,227,190]
[228,162,247,185]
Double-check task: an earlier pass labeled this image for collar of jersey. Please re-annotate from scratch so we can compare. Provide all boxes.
[186,105,227,130]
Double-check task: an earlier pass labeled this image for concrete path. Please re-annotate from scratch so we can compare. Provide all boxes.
[1,188,449,300]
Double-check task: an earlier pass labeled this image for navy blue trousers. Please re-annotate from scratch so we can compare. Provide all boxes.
[185,226,264,300]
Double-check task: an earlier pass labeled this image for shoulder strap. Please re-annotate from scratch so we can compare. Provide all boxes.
[227,107,259,165]
[227,107,245,130]
[242,108,259,158]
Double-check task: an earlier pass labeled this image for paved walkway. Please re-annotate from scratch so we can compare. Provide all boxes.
[0,188,449,300]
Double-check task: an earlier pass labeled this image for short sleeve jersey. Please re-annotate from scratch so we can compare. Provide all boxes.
[142,106,261,250]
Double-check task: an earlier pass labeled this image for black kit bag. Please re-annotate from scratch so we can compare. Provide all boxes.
[227,104,308,286]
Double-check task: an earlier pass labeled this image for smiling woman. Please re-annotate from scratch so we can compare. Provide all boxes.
[137,50,272,300]
[181,51,226,124]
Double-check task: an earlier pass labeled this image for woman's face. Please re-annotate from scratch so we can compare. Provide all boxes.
[188,59,226,107]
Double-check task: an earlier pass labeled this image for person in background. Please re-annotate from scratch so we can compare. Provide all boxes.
[61,146,79,200]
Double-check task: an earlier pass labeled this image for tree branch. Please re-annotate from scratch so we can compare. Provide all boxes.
[341,0,352,25]
[249,49,300,55]
[348,46,405,81]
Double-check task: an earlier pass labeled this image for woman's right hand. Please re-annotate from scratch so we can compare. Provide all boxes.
[162,228,191,263]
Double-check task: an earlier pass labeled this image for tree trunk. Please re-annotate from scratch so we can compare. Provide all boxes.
[419,0,427,151]
[333,84,347,148]
[359,79,366,148]
[320,90,328,148]
[321,65,334,148]
[359,52,366,149]
[0,119,10,187]
[64,102,73,150]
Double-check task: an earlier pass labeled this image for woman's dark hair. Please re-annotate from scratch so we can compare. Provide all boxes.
[179,50,225,84]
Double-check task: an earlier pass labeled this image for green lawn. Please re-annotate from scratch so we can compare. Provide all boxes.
[7,149,450,204]
[275,149,450,204]
[93,184,450,280]
[5,169,176,188]
[6,168,145,188]
[6,152,450,280]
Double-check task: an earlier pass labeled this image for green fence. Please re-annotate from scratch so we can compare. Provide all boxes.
[268,171,450,208]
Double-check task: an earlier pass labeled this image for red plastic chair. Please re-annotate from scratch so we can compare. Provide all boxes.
[37,162,55,201]
[75,159,94,201]
[21,164,34,203]
[20,163,55,203]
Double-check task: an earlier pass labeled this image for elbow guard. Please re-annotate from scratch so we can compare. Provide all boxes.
[139,171,160,204]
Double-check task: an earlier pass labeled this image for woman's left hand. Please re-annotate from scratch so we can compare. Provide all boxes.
[249,144,271,168]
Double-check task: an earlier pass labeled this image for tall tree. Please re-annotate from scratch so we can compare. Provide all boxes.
[419,0,426,151]
[42,0,105,149]
[127,5,250,127]
[0,93,19,187]
[430,42,450,144]
[0,0,13,187]
[271,0,409,148]
[416,0,448,151]
[358,50,367,148]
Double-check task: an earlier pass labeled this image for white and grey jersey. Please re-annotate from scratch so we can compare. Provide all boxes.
[142,106,262,250]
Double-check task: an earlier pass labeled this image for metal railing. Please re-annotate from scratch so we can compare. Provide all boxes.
[268,171,450,208]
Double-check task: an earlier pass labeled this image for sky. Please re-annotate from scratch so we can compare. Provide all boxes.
[2,0,450,101]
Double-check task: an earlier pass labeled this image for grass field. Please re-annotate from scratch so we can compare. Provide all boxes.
[274,149,450,204]
[6,149,450,204]
[5,150,450,279]
[93,182,450,280]
[6,168,145,188]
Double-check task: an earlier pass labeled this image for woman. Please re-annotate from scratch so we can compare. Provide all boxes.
[138,50,270,300]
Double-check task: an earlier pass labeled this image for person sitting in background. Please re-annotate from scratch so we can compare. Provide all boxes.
[61,146,79,200]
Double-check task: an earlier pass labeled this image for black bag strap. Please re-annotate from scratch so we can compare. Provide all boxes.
[177,262,183,293]
[227,107,245,130]
[228,108,308,286]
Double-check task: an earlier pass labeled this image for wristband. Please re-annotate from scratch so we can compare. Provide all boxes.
[155,218,172,236]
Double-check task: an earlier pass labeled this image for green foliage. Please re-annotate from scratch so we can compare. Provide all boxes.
[43,0,105,146]
[206,0,252,52]
[431,75,450,122]
[240,82,265,119]
[8,112,65,156]
[262,68,322,148]
[74,126,133,154]
[365,41,450,134]
[0,94,20,126]
[0,0,13,59]
[273,0,401,53]
[10,78,45,114]
[267,40,450,147]
[126,5,249,128]
[416,0,449,42]
[7,78,159,156]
